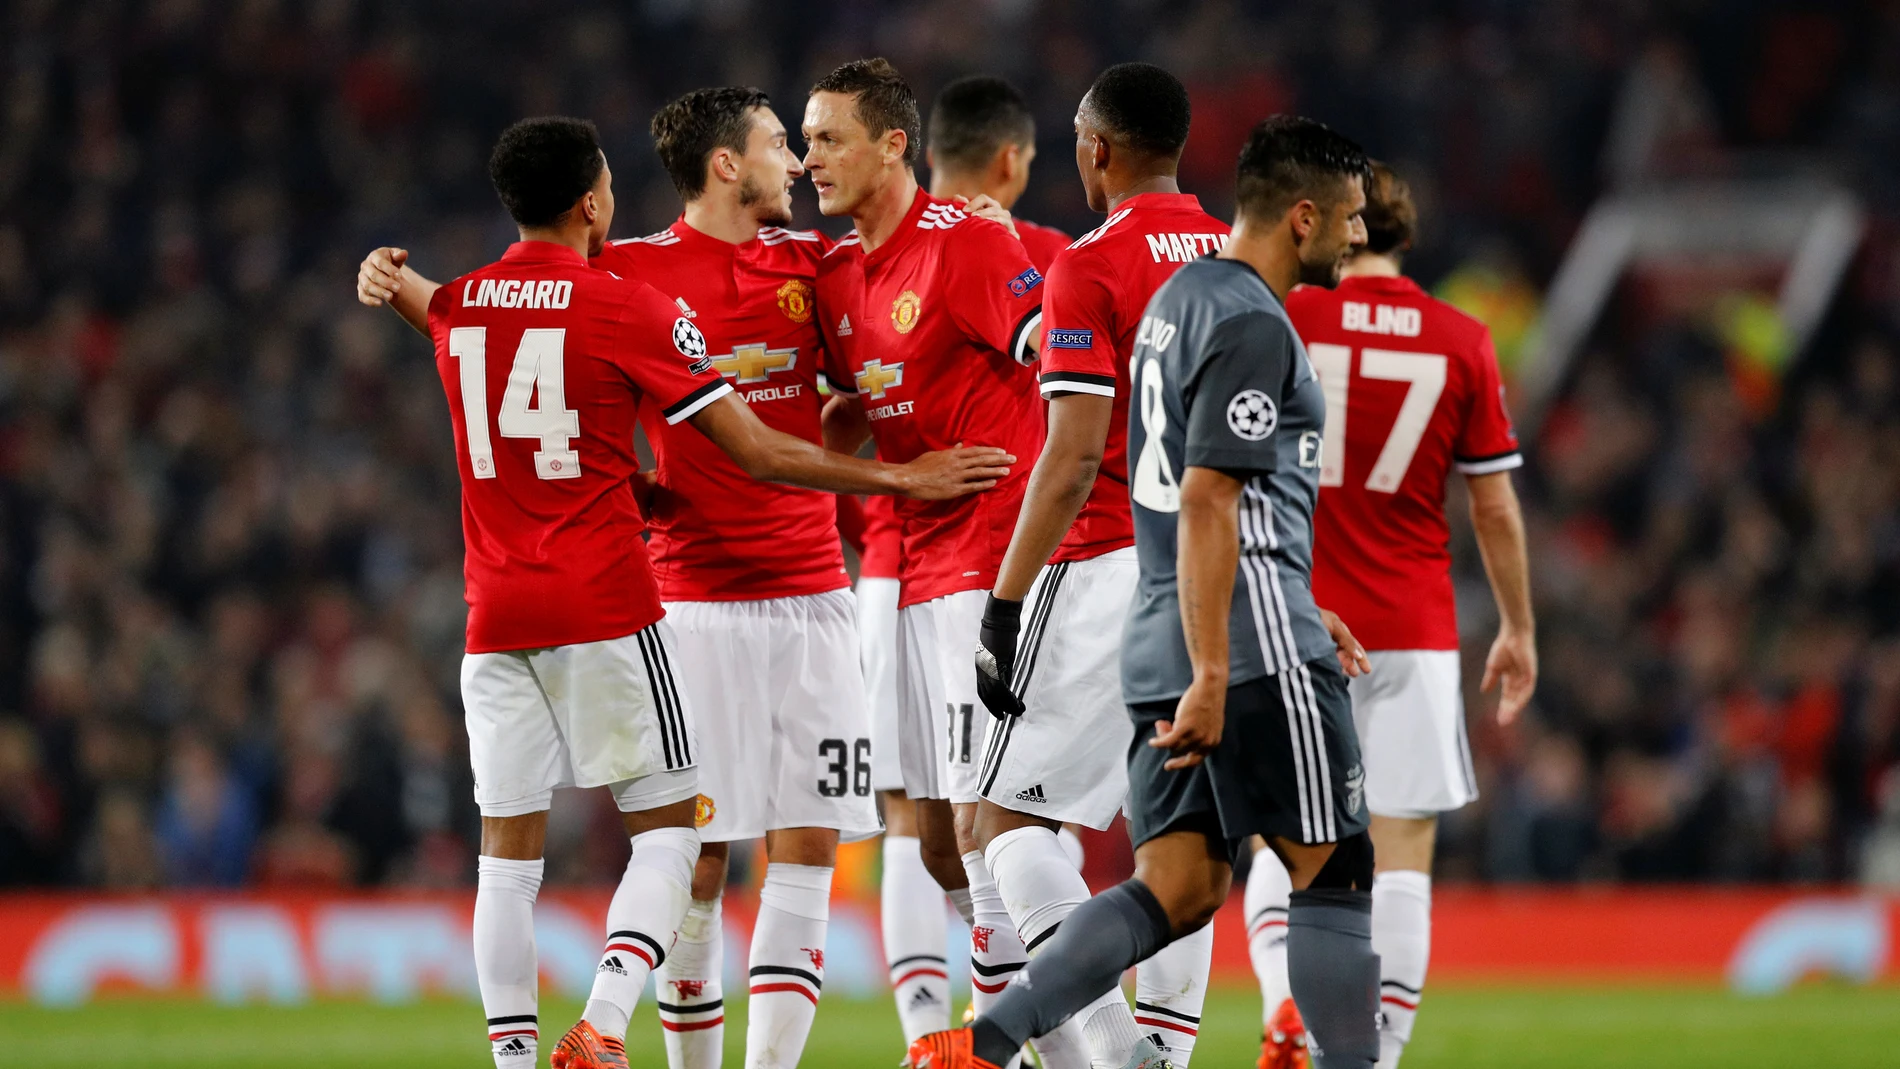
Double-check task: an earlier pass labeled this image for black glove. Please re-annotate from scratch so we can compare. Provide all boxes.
[975,594,1026,720]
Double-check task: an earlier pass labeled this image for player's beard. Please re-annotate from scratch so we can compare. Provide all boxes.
[739,175,794,228]
[1298,242,1349,288]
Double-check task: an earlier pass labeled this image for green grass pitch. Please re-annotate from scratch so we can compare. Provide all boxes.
[2,984,1894,1067]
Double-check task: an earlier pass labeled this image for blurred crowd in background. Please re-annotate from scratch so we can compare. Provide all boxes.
[3,0,1899,891]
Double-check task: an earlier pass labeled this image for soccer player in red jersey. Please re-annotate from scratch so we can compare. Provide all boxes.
[802,58,1047,1044]
[364,116,1011,1069]
[1247,163,1537,1069]
[970,63,1231,1069]
[924,75,1071,271]
[857,71,1074,1048]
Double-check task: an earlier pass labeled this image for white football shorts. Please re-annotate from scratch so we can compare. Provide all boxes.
[665,589,882,843]
[855,576,905,794]
[1349,649,1477,817]
[895,588,990,802]
[462,622,699,818]
[978,548,1138,829]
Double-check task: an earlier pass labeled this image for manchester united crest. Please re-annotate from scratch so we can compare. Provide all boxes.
[776,279,814,324]
[890,289,922,334]
[694,793,716,828]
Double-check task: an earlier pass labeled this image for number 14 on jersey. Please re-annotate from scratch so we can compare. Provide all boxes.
[449,326,583,481]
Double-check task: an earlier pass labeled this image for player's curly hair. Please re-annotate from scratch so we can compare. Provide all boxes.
[811,57,921,164]
[1081,62,1191,158]
[651,86,774,201]
[928,76,1035,174]
[1360,161,1417,256]
[487,116,604,228]
[1234,115,1370,223]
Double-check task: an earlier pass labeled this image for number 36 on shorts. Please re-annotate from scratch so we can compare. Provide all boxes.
[818,738,872,797]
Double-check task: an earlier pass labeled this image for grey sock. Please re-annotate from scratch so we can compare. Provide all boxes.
[1287,888,1380,1069]
[971,880,1173,1065]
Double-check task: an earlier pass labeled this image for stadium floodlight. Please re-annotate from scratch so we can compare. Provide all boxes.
[1520,178,1865,431]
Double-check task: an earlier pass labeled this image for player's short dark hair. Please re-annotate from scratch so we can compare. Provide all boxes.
[1360,161,1417,256]
[650,87,774,201]
[928,76,1035,174]
[1081,63,1192,159]
[811,57,921,164]
[1233,115,1370,223]
[488,116,605,228]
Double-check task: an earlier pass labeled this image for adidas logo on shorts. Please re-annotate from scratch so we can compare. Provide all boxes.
[1015,784,1047,803]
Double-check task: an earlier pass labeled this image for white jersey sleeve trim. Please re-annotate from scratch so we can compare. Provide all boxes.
[1039,371,1117,398]
[663,380,735,424]
[1454,452,1523,475]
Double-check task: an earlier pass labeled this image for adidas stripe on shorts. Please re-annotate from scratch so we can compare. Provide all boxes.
[462,620,699,817]
[1125,654,1368,858]
[977,547,1138,829]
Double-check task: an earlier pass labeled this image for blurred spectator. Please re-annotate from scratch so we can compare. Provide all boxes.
[154,732,258,886]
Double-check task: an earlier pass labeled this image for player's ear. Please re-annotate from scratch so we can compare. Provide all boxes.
[886,128,908,167]
[1289,198,1318,245]
[1091,134,1111,172]
[924,145,936,171]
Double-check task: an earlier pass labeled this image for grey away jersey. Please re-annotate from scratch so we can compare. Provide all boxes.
[1121,257,1335,704]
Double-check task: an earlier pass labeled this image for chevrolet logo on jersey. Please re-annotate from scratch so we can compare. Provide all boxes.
[712,344,798,384]
[856,360,904,399]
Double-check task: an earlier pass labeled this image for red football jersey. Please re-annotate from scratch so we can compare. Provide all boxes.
[427,241,733,653]
[1289,274,1522,650]
[856,491,902,580]
[1038,193,1229,562]
[818,190,1045,607]
[598,222,850,602]
[1015,218,1071,272]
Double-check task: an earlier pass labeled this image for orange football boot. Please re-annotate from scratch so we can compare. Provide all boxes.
[1257,997,1311,1069]
[549,1020,629,1069]
[906,1028,1006,1069]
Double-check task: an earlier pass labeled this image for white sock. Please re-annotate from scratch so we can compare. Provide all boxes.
[882,835,950,1042]
[1056,825,1085,870]
[961,850,1028,1018]
[947,885,975,927]
[1081,992,1143,1069]
[745,863,833,1069]
[656,895,724,1068]
[583,825,698,1040]
[986,826,1134,1069]
[1135,921,1212,1066]
[1373,870,1433,1068]
[475,856,543,1067]
[1245,844,1293,1025]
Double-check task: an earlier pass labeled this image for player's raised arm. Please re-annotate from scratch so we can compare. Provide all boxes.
[689,391,1012,499]
[1468,470,1536,723]
[356,246,439,336]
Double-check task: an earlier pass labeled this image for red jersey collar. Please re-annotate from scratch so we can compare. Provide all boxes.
[666,218,744,259]
[1114,191,1206,214]
[501,241,590,266]
[862,186,935,268]
[1337,274,1424,298]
